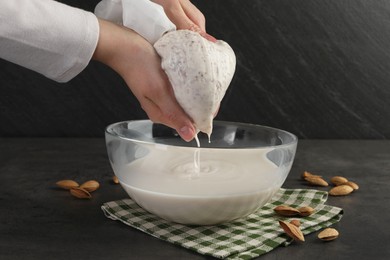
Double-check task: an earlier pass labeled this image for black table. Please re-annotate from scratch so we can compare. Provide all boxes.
[1,139,389,259]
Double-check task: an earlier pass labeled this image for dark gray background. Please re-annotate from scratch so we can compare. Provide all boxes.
[1,0,389,138]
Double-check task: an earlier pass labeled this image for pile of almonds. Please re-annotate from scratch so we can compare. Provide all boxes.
[302,171,359,196]
[274,204,315,242]
[56,179,100,199]
[278,221,339,242]
[274,204,339,242]
[279,221,340,242]
[276,170,359,243]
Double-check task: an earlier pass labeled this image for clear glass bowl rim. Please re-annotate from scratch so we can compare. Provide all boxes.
[105,120,298,149]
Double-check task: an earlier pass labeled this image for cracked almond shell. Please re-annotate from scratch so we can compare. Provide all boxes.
[318,228,339,241]
[279,220,305,242]
[70,187,92,199]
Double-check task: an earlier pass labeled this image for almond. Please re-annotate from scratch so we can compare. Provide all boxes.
[279,220,305,242]
[298,206,315,217]
[70,187,92,199]
[329,185,354,196]
[330,176,348,186]
[318,228,339,241]
[112,175,119,184]
[274,205,300,216]
[80,180,100,192]
[304,176,329,187]
[345,181,359,190]
[302,171,322,179]
[56,180,79,190]
[290,219,301,227]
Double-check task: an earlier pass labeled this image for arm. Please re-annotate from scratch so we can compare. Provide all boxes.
[0,0,98,82]
[92,19,196,141]
[0,0,196,141]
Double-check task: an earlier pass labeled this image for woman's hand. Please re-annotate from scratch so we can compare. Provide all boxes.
[151,0,216,42]
[93,19,196,141]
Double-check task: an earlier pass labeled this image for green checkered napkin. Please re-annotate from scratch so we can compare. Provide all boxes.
[102,189,343,259]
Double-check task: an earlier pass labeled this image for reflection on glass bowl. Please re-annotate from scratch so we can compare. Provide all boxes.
[105,120,297,225]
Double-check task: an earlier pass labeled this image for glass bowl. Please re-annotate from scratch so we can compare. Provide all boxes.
[105,120,297,225]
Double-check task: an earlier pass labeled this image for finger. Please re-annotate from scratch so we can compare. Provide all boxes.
[139,95,196,142]
[153,89,197,141]
[179,0,219,42]
[158,1,193,30]
[199,31,217,42]
[179,0,206,31]
[154,0,216,42]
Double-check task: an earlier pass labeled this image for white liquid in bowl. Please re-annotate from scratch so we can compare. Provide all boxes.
[116,146,287,225]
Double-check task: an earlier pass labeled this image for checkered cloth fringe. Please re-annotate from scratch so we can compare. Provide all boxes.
[102,189,343,259]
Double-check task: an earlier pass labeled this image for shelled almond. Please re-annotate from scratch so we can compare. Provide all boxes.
[330,175,359,189]
[330,176,348,186]
[304,175,329,187]
[301,171,322,179]
[345,181,359,190]
[329,185,354,196]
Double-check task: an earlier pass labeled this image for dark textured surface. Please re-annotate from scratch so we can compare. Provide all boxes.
[0,138,389,259]
[1,0,390,138]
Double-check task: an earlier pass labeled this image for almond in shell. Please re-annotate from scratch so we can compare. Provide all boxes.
[112,175,119,184]
[80,180,100,192]
[290,219,301,227]
[318,228,339,241]
[298,206,315,217]
[56,180,79,190]
[329,184,354,196]
[274,205,300,216]
[279,220,305,242]
[70,187,92,199]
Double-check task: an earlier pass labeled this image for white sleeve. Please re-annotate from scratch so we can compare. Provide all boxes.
[95,0,175,44]
[0,0,99,83]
